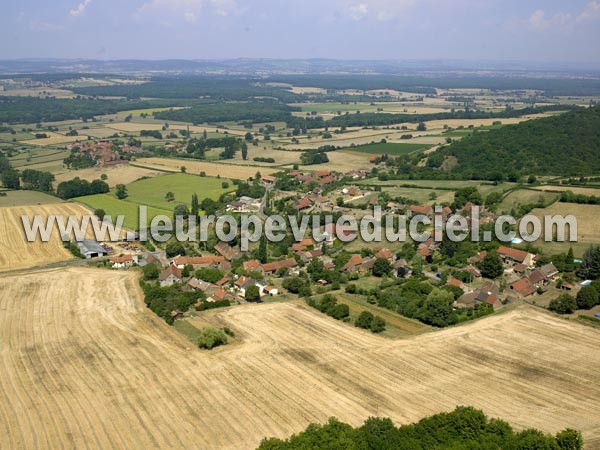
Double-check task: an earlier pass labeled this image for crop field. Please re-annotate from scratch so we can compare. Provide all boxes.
[133,157,279,179]
[534,185,600,197]
[358,179,517,196]
[8,149,70,169]
[20,132,83,146]
[529,202,600,256]
[54,164,163,187]
[300,150,370,173]
[0,203,93,272]
[75,194,172,230]
[0,190,64,207]
[1,269,600,450]
[104,121,247,136]
[344,142,430,155]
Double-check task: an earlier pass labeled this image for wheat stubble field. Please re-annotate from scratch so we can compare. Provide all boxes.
[0,203,96,272]
[1,267,600,449]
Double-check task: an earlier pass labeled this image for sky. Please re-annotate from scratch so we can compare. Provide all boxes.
[1,0,600,65]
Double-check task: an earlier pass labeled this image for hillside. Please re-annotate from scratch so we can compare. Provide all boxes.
[435,107,600,179]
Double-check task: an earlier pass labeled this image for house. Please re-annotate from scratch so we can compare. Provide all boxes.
[498,246,536,268]
[228,200,246,212]
[509,277,537,297]
[342,254,363,273]
[159,266,183,287]
[528,269,548,288]
[539,263,559,280]
[465,265,482,279]
[261,258,298,275]
[409,205,433,217]
[207,288,232,303]
[261,175,277,185]
[110,254,133,269]
[292,238,314,252]
[214,242,240,261]
[323,223,358,244]
[187,278,216,294]
[172,255,224,269]
[77,239,108,259]
[375,248,394,261]
[243,259,262,273]
[263,285,279,296]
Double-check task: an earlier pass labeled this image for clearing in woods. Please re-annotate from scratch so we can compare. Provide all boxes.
[0,203,94,272]
[1,267,600,449]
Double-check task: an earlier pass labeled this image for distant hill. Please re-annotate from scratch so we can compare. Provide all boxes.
[436,107,600,179]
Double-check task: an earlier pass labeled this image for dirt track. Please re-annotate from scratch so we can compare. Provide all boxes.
[1,267,600,449]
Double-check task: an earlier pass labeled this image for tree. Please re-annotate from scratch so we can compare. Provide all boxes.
[372,258,392,277]
[1,169,20,189]
[195,267,224,283]
[355,311,374,330]
[191,193,199,217]
[165,241,185,257]
[165,191,175,202]
[241,141,248,160]
[115,184,128,199]
[173,203,188,220]
[370,316,386,333]
[576,285,599,309]
[549,294,577,314]
[94,208,106,221]
[197,326,228,349]
[257,236,268,263]
[245,132,253,141]
[556,429,583,450]
[142,263,159,280]
[479,251,504,279]
[245,284,261,302]
[329,304,350,320]
[578,245,600,280]
[417,122,427,131]
[421,288,454,327]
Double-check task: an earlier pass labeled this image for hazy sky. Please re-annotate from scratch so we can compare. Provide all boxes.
[2,0,600,64]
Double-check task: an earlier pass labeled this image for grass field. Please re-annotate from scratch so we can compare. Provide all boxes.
[74,195,172,230]
[0,203,94,272]
[1,268,600,449]
[344,142,430,155]
[0,190,64,207]
[497,189,558,214]
[124,173,234,210]
[8,149,70,169]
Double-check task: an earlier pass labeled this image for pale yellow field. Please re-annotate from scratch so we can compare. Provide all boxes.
[535,185,600,197]
[300,150,371,172]
[54,164,163,187]
[1,267,600,449]
[0,88,75,98]
[530,202,600,256]
[134,157,279,179]
[0,203,96,272]
[21,132,84,146]
[105,122,247,136]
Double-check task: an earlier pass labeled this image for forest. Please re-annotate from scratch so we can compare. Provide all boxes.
[154,101,298,124]
[434,106,600,178]
[257,406,582,449]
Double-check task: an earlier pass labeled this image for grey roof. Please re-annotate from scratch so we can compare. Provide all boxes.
[78,239,107,255]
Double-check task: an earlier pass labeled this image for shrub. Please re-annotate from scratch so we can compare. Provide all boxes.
[549,294,577,314]
[197,326,228,350]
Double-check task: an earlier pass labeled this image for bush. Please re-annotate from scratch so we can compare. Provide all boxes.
[355,311,374,330]
[197,326,228,350]
[370,316,386,333]
[549,294,577,314]
[576,285,599,309]
[142,263,160,280]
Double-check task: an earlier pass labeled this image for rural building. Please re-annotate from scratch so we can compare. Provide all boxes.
[77,239,108,259]
[498,246,536,268]
[159,266,182,287]
[110,254,133,269]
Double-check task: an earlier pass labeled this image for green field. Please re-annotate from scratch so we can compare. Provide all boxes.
[74,194,171,229]
[125,173,234,211]
[497,189,558,214]
[74,173,233,229]
[8,149,70,168]
[0,190,64,207]
[344,142,430,156]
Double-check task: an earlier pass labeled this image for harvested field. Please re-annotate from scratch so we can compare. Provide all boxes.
[133,157,279,179]
[105,122,247,136]
[20,132,83,146]
[54,164,163,187]
[529,202,600,256]
[0,203,93,272]
[1,268,600,449]
[535,185,600,196]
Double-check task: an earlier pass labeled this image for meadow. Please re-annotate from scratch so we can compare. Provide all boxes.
[344,142,430,155]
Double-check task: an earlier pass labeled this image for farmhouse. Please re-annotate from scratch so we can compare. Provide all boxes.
[498,246,536,268]
[110,254,133,269]
[509,277,537,298]
[261,258,298,275]
[159,266,182,287]
[172,255,224,269]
